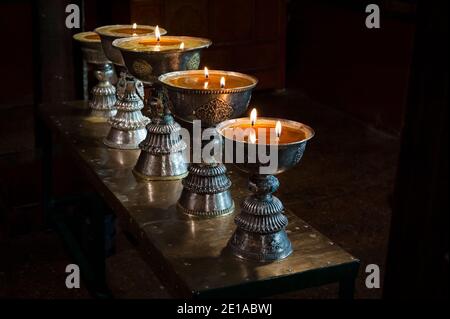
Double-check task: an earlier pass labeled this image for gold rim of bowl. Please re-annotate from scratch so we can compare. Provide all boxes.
[112,35,212,54]
[216,117,315,146]
[94,24,166,38]
[159,70,258,94]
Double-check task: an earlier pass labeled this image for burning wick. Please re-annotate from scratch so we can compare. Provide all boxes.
[220,76,226,89]
[250,108,257,127]
[155,25,161,42]
[153,25,161,51]
[132,22,137,36]
[275,120,282,142]
[179,42,185,50]
[203,68,209,89]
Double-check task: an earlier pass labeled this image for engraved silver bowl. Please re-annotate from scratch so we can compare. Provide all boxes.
[217,118,315,175]
[159,70,258,127]
[112,36,212,84]
[73,31,110,65]
[95,25,165,67]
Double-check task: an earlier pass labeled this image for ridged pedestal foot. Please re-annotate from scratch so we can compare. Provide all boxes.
[89,63,117,120]
[103,76,150,149]
[229,174,292,262]
[133,115,188,180]
[177,163,234,218]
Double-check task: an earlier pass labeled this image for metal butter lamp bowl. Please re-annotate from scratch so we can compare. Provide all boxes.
[95,24,166,74]
[112,34,212,180]
[73,31,116,120]
[95,24,166,150]
[159,69,258,218]
[216,117,314,262]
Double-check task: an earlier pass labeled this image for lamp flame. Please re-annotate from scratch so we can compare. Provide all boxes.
[179,42,185,50]
[204,67,209,79]
[250,108,257,127]
[275,121,282,138]
[155,25,161,41]
[220,76,225,88]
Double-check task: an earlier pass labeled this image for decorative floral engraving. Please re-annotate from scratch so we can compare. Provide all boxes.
[195,98,233,125]
[116,73,127,99]
[132,59,152,78]
[293,143,306,164]
[186,52,200,70]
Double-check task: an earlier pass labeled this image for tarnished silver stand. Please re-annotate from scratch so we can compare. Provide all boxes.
[159,70,257,218]
[113,35,212,180]
[73,32,117,120]
[178,136,234,218]
[90,63,117,119]
[232,174,292,261]
[95,25,160,149]
[217,118,315,261]
[132,85,188,180]
[103,76,150,149]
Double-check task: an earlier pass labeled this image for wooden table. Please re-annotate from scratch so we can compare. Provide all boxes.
[38,101,359,298]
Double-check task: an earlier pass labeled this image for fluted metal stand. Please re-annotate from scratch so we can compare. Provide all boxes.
[90,63,117,119]
[229,174,292,262]
[133,107,188,180]
[177,163,234,218]
[103,76,150,149]
[177,129,234,218]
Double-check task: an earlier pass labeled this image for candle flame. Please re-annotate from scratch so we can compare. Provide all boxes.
[179,42,185,50]
[155,25,161,41]
[220,76,226,88]
[250,108,257,127]
[275,120,282,138]
[132,23,137,29]
[249,130,257,144]
[204,81,209,89]
[132,23,137,36]
[204,67,209,79]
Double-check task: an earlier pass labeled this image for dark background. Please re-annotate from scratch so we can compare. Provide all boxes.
[0,0,447,299]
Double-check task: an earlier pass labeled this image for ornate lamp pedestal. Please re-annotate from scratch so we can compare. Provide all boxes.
[178,163,234,218]
[159,70,258,218]
[103,77,150,149]
[231,174,292,261]
[178,137,234,217]
[217,117,315,262]
[132,101,188,180]
[90,63,117,118]
[113,35,212,180]
[95,24,162,149]
[73,32,117,120]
